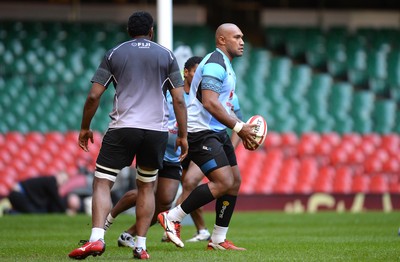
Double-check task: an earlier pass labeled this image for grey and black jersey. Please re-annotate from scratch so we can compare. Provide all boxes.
[91,37,184,132]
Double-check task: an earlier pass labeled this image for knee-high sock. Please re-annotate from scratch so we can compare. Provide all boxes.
[215,194,237,227]
[181,183,215,214]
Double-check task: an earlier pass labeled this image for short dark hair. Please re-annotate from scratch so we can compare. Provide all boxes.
[127,11,154,38]
[184,56,202,70]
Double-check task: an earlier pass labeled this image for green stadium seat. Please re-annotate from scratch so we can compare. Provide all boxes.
[292,115,317,135]
[347,48,367,71]
[284,27,306,59]
[367,50,388,79]
[327,60,347,79]
[284,65,310,105]
[372,99,397,134]
[368,77,389,97]
[264,80,284,104]
[387,50,400,102]
[305,29,326,69]
[326,27,348,78]
[350,90,376,134]
[347,69,368,87]
[290,64,312,87]
[314,115,335,133]
[264,27,286,51]
[308,73,332,100]
[328,82,353,121]
[269,57,292,86]
[333,117,354,134]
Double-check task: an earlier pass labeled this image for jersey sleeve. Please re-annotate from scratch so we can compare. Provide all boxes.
[91,53,114,88]
[168,55,184,89]
[201,63,225,93]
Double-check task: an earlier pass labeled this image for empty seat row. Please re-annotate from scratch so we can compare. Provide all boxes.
[264,26,400,102]
[1,131,398,197]
[237,132,400,194]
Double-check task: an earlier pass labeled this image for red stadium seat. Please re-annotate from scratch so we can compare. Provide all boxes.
[0,150,12,165]
[382,157,400,173]
[357,140,376,156]
[3,142,20,157]
[297,139,316,156]
[389,182,400,193]
[313,166,335,193]
[280,132,298,147]
[347,147,365,165]
[0,183,10,197]
[314,141,333,156]
[21,140,41,156]
[0,175,16,192]
[240,149,269,194]
[17,150,32,164]
[280,132,298,156]
[362,133,381,147]
[65,130,80,142]
[369,175,388,193]
[45,131,65,145]
[297,132,321,157]
[235,144,250,167]
[332,166,352,193]
[380,133,400,155]
[363,151,386,174]
[274,157,298,193]
[329,148,348,166]
[273,181,294,194]
[25,132,44,145]
[372,148,390,162]
[297,157,318,188]
[0,133,5,147]
[342,133,362,147]
[253,168,277,194]
[92,131,104,144]
[24,166,41,178]
[5,132,25,146]
[264,131,282,148]
[351,174,370,193]
[321,132,341,147]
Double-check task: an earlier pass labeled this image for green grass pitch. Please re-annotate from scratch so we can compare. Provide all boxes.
[0,211,399,261]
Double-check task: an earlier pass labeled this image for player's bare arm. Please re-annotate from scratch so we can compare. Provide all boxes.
[170,86,188,160]
[78,82,106,152]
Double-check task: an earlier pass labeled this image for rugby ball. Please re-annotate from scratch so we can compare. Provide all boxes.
[244,115,268,150]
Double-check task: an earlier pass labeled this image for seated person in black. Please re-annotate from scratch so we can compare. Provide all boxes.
[7,172,81,215]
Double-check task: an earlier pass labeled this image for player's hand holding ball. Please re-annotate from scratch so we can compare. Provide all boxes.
[234,115,267,151]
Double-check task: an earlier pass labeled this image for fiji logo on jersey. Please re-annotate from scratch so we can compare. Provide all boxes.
[131,42,151,48]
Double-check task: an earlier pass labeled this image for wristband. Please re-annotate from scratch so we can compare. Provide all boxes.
[233,122,244,133]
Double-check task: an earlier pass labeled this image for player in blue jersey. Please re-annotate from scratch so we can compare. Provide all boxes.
[176,92,242,243]
[68,11,187,260]
[99,56,203,249]
[158,23,257,250]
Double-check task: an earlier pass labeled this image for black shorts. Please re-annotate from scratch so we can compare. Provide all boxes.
[96,128,168,172]
[158,161,182,181]
[187,130,237,176]
[181,157,191,170]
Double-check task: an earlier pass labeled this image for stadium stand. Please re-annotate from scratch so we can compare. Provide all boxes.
[0,20,399,197]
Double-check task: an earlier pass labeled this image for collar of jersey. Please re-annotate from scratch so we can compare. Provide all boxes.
[216,48,230,62]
